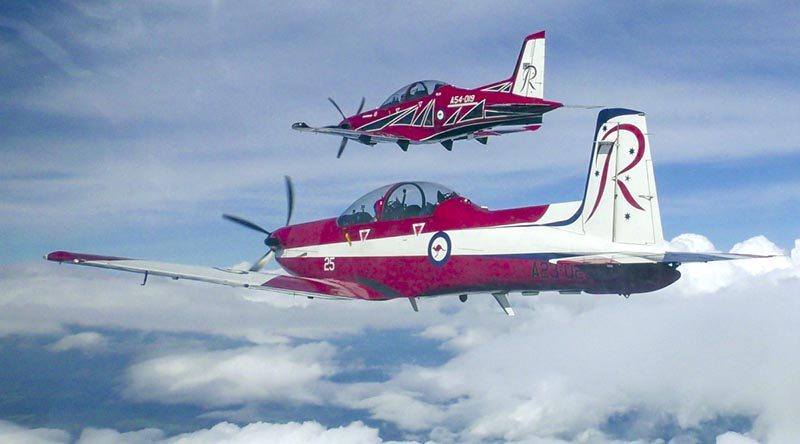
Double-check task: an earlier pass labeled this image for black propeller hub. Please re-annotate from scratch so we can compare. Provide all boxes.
[265,236,281,248]
[222,176,295,272]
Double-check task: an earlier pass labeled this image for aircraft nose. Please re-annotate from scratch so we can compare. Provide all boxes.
[268,226,289,249]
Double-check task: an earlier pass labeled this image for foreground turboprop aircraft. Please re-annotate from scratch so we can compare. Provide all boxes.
[292,31,563,157]
[48,109,770,315]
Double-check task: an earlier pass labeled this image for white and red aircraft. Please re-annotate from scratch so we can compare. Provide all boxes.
[293,31,563,157]
[47,109,769,315]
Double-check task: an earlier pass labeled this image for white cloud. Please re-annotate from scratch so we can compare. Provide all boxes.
[716,432,762,444]
[160,421,382,444]
[0,263,434,343]
[328,238,800,442]
[76,428,164,444]
[48,331,109,352]
[1,420,386,444]
[0,420,70,444]
[124,343,337,407]
[667,234,793,295]
[792,240,800,263]
[1,235,799,443]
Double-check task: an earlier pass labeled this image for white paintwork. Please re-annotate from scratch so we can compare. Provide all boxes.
[511,34,545,98]
[578,112,664,245]
[535,200,581,224]
[280,111,667,262]
[280,222,665,259]
[49,110,772,303]
[492,292,515,316]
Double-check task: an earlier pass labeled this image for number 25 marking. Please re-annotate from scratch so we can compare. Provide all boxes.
[323,257,335,271]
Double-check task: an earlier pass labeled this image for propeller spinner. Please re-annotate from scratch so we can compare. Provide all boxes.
[223,176,294,272]
[328,97,365,158]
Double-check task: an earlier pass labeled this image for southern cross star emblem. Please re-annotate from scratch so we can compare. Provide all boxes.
[625,175,630,182]
[624,213,631,220]
[594,170,600,177]
[629,148,635,155]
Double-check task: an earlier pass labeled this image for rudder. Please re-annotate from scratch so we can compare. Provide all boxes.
[510,31,546,99]
[578,109,663,245]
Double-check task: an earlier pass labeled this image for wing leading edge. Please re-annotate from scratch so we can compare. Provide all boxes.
[45,251,390,300]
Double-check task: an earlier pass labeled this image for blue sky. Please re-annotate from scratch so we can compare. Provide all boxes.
[1,1,799,443]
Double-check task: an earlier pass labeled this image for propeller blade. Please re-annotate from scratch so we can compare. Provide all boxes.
[356,96,366,114]
[284,175,294,226]
[328,97,346,120]
[222,214,271,236]
[249,250,274,272]
[336,137,348,159]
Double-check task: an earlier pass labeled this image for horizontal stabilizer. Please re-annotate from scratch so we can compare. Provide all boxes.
[550,251,777,266]
[550,253,658,265]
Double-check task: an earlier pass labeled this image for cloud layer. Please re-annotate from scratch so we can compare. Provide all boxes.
[2,233,798,443]
[2,2,799,443]
[0,420,384,444]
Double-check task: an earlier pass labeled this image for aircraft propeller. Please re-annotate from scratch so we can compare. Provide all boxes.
[328,97,365,158]
[222,176,294,272]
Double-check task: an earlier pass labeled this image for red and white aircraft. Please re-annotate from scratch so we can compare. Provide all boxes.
[47,109,770,315]
[292,31,563,157]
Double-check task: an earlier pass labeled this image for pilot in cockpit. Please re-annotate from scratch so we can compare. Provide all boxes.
[406,82,428,101]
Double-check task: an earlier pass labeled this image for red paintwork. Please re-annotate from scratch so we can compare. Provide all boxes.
[273,197,549,249]
[303,30,562,145]
[263,275,388,300]
[266,181,680,299]
[340,85,562,143]
[47,251,128,262]
[275,255,680,300]
[590,123,647,215]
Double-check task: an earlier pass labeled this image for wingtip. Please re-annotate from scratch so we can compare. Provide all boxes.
[45,251,128,263]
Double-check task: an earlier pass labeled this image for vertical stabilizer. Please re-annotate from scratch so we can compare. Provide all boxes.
[511,31,545,98]
[579,109,663,245]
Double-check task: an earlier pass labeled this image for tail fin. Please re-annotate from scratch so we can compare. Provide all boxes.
[510,31,546,98]
[578,109,664,245]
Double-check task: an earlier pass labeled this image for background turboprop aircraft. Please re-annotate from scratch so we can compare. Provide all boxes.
[46,109,773,315]
[292,31,563,157]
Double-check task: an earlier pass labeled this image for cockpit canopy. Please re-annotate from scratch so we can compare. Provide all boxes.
[337,181,459,226]
[379,80,449,109]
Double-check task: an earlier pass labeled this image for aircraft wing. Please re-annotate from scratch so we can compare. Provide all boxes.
[45,251,391,300]
[549,251,776,266]
[291,122,400,144]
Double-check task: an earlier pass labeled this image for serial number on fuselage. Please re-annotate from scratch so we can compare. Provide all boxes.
[531,262,587,280]
[449,95,475,105]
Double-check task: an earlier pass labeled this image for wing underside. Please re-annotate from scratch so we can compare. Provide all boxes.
[292,122,543,145]
[46,251,390,300]
[292,123,401,144]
